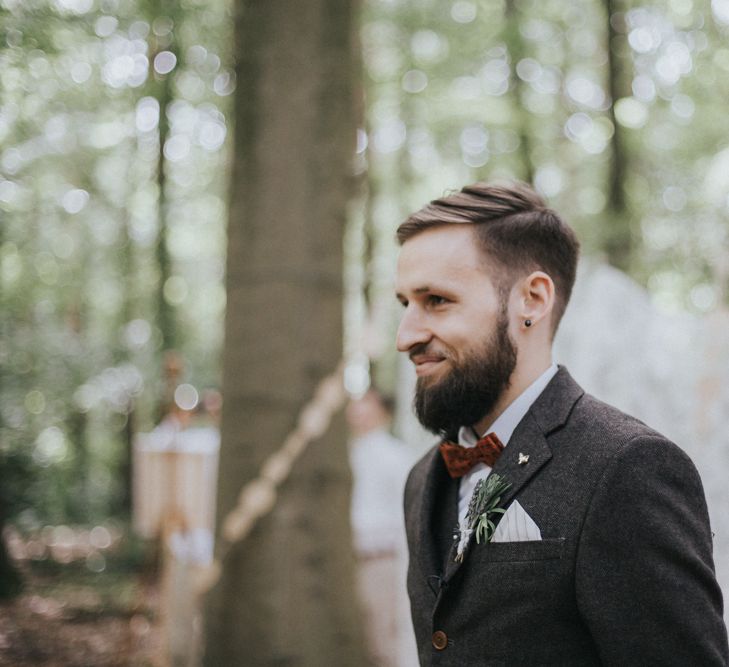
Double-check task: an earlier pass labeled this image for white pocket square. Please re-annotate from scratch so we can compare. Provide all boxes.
[491,499,542,543]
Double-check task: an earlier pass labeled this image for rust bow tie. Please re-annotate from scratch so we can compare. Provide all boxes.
[439,433,504,479]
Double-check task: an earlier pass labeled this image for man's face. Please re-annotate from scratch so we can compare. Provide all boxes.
[395,225,517,437]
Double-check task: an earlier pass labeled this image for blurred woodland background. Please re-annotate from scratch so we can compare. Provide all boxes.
[1,0,728,664]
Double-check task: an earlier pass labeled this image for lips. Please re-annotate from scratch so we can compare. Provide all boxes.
[410,352,448,376]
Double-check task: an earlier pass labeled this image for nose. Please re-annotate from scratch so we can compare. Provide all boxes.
[396,306,431,352]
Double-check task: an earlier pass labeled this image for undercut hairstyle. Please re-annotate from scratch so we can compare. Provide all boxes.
[396,181,580,337]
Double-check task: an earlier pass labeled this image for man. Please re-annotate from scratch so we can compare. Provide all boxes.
[395,181,728,665]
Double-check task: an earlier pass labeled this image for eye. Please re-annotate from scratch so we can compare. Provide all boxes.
[427,295,448,307]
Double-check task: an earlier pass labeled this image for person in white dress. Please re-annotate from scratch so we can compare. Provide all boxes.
[347,389,418,667]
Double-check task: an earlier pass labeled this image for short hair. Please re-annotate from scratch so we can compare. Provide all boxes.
[396,181,580,336]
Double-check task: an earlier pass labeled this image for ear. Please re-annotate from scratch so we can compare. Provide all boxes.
[515,271,555,331]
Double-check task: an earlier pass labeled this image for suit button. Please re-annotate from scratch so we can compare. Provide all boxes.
[432,630,448,650]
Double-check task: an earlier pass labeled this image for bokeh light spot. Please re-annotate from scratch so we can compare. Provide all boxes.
[34,427,68,465]
[86,552,106,572]
[163,275,188,305]
[174,383,199,411]
[25,390,46,415]
[136,97,160,133]
[124,319,152,349]
[372,119,406,154]
[690,284,717,311]
[712,0,729,25]
[55,0,93,14]
[70,62,92,84]
[61,188,89,214]
[163,135,191,162]
[614,97,648,129]
[90,525,112,549]
[95,15,118,37]
[213,72,236,96]
[401,69,428,93]
[411,30,448,64]
[154,50,177,75]
[451,1,477,23]
[199,121,226,151]
[534,164,564,197]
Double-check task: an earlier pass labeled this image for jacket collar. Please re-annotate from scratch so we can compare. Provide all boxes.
[526,365,584,436]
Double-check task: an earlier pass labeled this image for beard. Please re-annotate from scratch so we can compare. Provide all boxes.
[413,312,517,440]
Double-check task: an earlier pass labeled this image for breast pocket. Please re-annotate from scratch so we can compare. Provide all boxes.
[463,536,570,621]
[476,537,565,563]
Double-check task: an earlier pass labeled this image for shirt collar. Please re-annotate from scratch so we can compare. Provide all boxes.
[458,363,558,448]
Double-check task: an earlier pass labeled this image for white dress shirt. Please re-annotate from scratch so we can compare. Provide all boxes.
[455,363,558,528]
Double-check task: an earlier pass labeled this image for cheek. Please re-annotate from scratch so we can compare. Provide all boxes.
[442,321,500,363]
[446,316,493,348]
[432,300,500,348]
[434,334,475,365]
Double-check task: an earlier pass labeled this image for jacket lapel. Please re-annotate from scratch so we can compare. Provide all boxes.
[490,412,552,509]
[442,367,584,581]
[410,447,458,585]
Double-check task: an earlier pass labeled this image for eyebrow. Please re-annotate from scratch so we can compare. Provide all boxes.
[396,284,448,301]
[398,286,433,297]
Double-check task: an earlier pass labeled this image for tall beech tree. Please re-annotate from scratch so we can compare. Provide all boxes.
[203,1,368,663]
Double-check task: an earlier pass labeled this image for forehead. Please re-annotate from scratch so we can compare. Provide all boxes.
[396,225,493,292]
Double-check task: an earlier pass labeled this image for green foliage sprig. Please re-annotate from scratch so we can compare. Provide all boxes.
[470,473,511,545]
[455,473,511,562]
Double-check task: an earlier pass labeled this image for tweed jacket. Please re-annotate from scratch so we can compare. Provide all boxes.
[404,367,728,666]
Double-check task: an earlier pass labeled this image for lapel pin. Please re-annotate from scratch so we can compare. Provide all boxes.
[518,452,529,466]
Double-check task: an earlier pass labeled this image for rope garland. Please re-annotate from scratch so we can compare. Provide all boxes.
[195,362,347,593]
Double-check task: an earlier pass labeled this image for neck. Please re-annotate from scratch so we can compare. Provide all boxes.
[472,352,552,436]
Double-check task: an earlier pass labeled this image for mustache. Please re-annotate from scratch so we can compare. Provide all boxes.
[408,342,450,363]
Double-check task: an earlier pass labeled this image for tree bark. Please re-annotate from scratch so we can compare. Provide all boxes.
[203,1,367,664]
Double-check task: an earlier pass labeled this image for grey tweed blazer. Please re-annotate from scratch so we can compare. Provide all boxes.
[404,367,728,666]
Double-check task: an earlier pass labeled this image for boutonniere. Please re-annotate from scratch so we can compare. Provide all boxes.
[455,473,511,562]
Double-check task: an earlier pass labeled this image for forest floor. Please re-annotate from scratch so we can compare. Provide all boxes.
[0,552,163,666]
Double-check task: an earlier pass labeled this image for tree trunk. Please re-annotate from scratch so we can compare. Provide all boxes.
[153,74,174,353]
[203,1,367,664]
[0,534,22,599]
[505,0,535,184]
[0,503,22,599]
[146,0,178,356]
[0,212,21,599]
[603,0,633,271]
[67,409,89,520]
